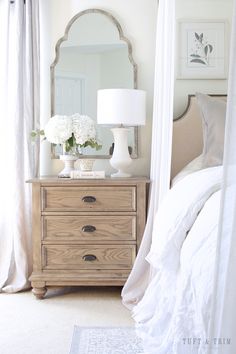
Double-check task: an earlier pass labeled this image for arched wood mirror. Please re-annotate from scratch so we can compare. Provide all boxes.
[51,8,138,158]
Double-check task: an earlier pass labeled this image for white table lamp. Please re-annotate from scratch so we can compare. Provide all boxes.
[97,89,146,177]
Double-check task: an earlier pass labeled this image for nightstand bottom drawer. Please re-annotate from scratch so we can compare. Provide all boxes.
[42,244,136,270]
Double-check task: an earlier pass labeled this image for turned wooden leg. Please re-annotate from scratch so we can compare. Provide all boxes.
[31,281,47,299]
[32,286,47,299]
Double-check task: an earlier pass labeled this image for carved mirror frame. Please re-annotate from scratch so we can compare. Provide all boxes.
[50,8,139,159]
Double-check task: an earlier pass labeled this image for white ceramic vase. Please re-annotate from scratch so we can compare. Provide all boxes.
[59,155,78,178]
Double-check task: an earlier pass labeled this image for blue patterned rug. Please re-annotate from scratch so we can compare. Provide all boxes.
[69,326,144,354]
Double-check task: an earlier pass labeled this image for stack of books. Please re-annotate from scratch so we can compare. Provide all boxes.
[70,170,105,179]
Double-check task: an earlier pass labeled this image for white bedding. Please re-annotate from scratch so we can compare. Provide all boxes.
[133,166,223,354]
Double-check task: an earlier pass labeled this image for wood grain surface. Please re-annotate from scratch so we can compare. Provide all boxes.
[28,177,149,298]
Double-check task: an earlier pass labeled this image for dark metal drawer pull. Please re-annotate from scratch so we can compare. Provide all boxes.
[82,254,97,262]
[82,196,96,203]
[82,225,96,233]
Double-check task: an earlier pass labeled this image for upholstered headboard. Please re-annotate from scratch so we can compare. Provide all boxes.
[171,94,227,179]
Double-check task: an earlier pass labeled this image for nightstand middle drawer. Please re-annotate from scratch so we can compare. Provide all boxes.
[42,215,136,242]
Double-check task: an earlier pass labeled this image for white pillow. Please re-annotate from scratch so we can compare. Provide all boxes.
[171,154,204,186]
[196,92,226,168]
[172,93,226,186]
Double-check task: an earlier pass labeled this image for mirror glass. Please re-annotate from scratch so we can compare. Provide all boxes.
[51,9,138,158]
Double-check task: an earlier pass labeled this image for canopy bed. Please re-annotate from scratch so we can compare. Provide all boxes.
[122,0,236,352]
[131,93,228,353]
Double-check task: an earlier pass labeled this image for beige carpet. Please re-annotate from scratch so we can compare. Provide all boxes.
[0,286,134,354]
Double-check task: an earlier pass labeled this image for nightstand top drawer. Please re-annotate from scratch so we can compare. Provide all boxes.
[42,186,136,212]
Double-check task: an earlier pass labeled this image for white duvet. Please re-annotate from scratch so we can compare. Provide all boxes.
[133,166,223,354]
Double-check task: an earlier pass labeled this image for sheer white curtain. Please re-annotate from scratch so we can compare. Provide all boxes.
[209,1,236,353]
[122,0,176,308]
[0,0,40,292]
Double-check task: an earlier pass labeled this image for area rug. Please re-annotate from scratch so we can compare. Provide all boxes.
[69,326,144,354]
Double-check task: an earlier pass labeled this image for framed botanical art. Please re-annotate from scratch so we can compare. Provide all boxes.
[177,20,228,79]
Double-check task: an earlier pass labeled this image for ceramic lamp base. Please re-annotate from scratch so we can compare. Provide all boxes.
[110,128,132,178]
[111,171,131,178]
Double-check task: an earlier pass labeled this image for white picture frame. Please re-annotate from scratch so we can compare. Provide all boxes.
[177,20,228,79]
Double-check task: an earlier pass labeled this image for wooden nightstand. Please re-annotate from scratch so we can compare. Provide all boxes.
[28,177,149,298]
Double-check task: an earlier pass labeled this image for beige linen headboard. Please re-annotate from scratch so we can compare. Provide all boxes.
[171,94,227,179]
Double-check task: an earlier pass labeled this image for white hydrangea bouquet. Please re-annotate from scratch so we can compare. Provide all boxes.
[31,113,102,154]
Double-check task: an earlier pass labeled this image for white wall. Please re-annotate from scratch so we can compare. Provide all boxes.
[174,0,234,118]
[39,0,157,176]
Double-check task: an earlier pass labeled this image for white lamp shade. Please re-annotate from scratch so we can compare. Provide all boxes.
[97,89,146,126]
